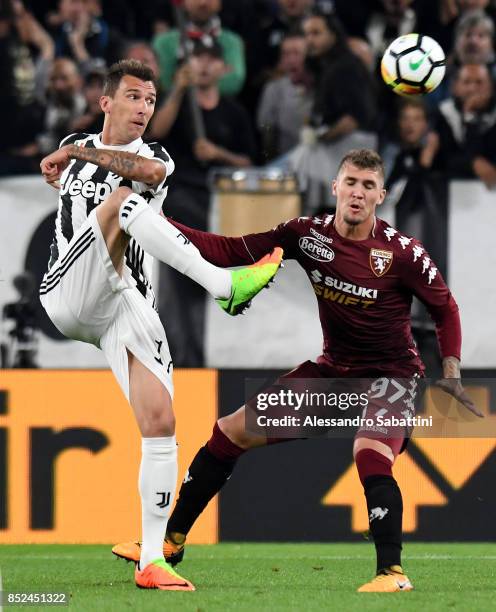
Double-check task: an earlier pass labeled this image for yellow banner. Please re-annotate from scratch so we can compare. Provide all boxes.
[0,370,218,544]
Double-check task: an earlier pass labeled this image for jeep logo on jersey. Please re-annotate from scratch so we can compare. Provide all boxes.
[299,236,335,262]
[369,249,393,277]
[60,174,112,204]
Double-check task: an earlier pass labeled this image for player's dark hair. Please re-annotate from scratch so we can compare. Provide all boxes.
[338,149,385,180]
[103,60,157,97]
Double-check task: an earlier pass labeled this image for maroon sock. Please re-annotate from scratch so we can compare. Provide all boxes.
[207,422,246,462]
[355,448,393,485]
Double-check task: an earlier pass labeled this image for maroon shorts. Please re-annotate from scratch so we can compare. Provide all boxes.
[246,358,422,454]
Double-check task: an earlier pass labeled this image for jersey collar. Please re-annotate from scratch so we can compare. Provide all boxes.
[93,133,143,152]
[330,214,377,238]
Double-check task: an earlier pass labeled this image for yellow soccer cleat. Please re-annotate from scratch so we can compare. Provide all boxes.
[112,536,185,566]
[357,566,413,592]
[135,558,195,591]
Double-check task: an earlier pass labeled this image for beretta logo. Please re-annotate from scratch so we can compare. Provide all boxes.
[299,236,335,262]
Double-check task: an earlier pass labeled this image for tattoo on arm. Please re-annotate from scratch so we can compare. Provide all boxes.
[442,356,461,378]
[67,144,162,184]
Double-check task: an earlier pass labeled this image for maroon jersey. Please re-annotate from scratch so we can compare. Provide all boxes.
[170,214,461,373]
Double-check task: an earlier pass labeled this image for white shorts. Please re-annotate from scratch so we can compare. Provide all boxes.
[39,210,173,400]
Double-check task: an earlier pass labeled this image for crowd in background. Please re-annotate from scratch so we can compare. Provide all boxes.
[2,0,496,186]
[2,0,496,366]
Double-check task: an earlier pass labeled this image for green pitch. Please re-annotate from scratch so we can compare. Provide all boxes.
[2,543,495,611]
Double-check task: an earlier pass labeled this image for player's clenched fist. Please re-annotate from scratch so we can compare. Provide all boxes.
[40,145,72,189]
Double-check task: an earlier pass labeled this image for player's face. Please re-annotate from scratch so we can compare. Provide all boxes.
[332,164,386,226]
[101,75,156,141]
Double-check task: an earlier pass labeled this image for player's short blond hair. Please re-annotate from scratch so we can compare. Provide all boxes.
[337,149,385,182]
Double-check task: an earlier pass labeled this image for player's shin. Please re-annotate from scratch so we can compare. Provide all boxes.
[119,194,231,299]
[167,423,245,538]
[139,436,178,568]
[356,449,403,573]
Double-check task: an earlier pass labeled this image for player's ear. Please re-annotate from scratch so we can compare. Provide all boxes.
[100,95,111,113]
[331,179,337,196]
[376,188,386,206]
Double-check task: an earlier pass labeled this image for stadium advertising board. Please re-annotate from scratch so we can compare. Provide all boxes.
[219,371,496,541]
[0,370,217,544]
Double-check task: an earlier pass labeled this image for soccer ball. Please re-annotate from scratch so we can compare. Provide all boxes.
[381,33,446,96]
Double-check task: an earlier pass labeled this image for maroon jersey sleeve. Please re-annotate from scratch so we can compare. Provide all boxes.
[167,217,301,267]
[399,239,461,360]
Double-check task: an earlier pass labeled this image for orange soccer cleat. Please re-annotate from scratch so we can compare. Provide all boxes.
[357,566,414,593]
[112,537,185,566]
[135,558,195,591]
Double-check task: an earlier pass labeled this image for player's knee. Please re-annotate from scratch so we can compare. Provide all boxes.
[139,408,175,437]
[101,186,133,218]
[218,414,257,449]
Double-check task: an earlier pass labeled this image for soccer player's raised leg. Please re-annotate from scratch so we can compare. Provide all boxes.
[96,187,283,316]
[354,436,413,593]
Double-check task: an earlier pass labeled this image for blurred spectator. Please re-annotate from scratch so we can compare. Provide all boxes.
[473,121,496,187]
[347,36,375,71]
[48,0,111,71]
[303,11,377,142]
[381,97,448,332]
[421,0,496,56]
[257,32,313,161]
[242,0,314,113]
[36,57,85,154]
[0,0,51,175]
[365,0,418,61]
[123,41,160,79]
[150,38,256,366]
[289,10,378,210]
[435,62,496,177]
[424,8,496,106]
[68,66,104,134]
[382,99,440,185]
[122,40,165,104]
[454,9,495,72]
[152,0,246,96]
[255,0,314,73]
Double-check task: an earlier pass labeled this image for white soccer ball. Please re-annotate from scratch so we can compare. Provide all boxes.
[381,33,446,96]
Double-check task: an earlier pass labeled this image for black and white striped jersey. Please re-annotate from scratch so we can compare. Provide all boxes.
[47,132,175,308]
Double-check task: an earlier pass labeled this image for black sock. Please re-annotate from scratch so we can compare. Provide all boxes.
[167,444,236,537]
[363,474,403,573]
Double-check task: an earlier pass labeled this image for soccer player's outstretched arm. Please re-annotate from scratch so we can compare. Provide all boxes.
[401,242,483,417]
[41,143,167,189]
[166,218,297,268]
